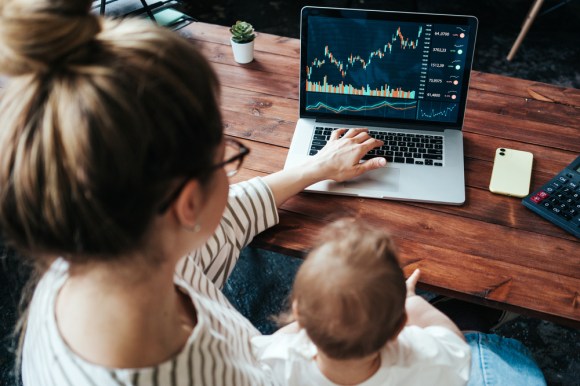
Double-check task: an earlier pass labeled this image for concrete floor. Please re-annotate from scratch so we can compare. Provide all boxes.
[1,1,578,385]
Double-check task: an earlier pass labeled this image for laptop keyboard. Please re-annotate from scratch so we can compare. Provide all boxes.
[309,127,444,166]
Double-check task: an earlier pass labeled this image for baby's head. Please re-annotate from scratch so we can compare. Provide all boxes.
[292,218,407,360]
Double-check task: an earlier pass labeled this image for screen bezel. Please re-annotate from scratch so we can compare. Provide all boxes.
[299,6,479,131]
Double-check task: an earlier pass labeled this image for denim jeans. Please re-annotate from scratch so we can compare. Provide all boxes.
[465,332,546,386]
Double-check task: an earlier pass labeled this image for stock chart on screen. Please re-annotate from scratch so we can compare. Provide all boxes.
[304,16,471,123]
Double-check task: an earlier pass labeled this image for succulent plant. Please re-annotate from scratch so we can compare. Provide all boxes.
[230,21,256,44]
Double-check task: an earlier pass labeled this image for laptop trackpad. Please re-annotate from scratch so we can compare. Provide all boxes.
[343,168,400,192]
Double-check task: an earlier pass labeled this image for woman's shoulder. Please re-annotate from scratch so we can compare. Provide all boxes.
[22,264,268,386]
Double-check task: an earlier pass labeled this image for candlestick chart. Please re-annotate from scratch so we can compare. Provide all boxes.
[306,21,423,100]
[303,16,471,122]
[304,16,425,119]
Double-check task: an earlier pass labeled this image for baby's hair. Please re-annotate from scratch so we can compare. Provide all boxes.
[0,0,223,260]
[292,218,407,360]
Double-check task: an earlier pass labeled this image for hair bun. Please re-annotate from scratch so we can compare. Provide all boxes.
[0,0,101,75]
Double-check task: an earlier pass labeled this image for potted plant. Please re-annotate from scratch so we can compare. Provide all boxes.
[230,20,256,64]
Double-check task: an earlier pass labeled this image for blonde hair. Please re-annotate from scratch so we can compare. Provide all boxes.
[0,0,223,260]
[292,219,406,360]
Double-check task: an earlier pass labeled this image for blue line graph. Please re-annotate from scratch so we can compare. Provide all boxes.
[417,101,458,122]
[306,100,417,114]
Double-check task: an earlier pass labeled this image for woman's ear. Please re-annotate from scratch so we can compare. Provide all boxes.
[172,180,202,229]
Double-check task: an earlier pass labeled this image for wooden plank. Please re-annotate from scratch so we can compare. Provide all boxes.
[463,132,577,173]
[222,109,294,147]
[192,38,300,78]
[250,208,579,326]
[230,137,287,174]
[467,88,580,129]
[397,239,580,326]
[275,193,579,277]
[464,110,580,152]
[211,61,298,99]
[221,86,299,123]
[524,83,580,108]
[470,72,580,107]
[180,21,301,58]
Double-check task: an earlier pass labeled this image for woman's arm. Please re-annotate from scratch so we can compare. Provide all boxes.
[262,128,386,207]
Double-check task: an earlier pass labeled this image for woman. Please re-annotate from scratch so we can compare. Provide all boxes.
[0,0,385,384]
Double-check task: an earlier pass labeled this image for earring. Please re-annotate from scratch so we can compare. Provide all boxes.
[184,223,201,233]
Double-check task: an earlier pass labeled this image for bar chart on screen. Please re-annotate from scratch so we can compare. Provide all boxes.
[304,15,471,122]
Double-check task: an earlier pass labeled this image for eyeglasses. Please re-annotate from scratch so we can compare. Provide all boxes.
[157,138,250,213]
[214,138,250,177]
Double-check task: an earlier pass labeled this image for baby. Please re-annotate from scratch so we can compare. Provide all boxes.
[252,219,471,385]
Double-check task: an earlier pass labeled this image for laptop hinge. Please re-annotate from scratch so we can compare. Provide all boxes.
[315,117,458,132]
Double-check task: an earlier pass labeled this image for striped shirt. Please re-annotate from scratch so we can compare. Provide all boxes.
[22,178,280,386]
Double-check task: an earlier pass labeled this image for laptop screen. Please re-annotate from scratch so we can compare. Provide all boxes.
[299,7,478,130]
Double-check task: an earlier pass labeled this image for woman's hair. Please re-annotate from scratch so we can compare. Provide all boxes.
[0,0,223,260]
[292,218,407,360]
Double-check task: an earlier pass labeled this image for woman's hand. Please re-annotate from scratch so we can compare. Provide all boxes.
[310,128,386,182]
[262,127,386,206]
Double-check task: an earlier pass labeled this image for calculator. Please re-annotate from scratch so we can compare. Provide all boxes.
[522,155,580,238]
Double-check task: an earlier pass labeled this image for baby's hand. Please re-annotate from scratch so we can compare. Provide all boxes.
[406,269,421,297]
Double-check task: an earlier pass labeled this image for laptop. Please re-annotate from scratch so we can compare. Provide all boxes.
[284,6,478,205]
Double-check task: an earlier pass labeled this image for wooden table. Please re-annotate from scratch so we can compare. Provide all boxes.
[197,22,580,327]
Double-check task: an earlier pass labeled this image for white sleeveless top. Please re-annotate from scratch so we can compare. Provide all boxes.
[22,178,280,386]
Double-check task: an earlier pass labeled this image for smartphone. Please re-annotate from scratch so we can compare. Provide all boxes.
[489,148,533,197]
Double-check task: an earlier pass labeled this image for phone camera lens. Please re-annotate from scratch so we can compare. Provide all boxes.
[499,148,506,152]
[499,152,505,156]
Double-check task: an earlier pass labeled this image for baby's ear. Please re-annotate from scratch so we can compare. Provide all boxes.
[292,300,301,325]
[390,312,407,341]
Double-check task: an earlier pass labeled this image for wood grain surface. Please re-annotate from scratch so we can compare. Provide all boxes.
[181,22,580,327]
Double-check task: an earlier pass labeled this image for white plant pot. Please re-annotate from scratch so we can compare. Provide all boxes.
[231,38,255,64]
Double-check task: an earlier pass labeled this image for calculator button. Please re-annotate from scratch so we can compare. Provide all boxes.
[552,207,561,214]
[538,191,549,199]
[557,176,568,184]
[551,181,562,188]
[568,181,578,189]
[545,186,555,193]
[530,194,543,204]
